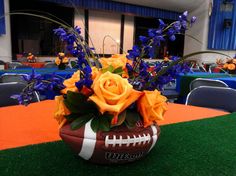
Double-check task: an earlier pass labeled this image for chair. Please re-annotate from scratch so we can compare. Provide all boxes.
[8,62,23,69]
[161,89,179,102]
[15,65,32,69]
[0,73,28,84]
[186,86,236,112]
[190,78,228,91]
[208,63,217,73]
[162,80,179,102]
[0,82,40,107]
[43,62,58,68]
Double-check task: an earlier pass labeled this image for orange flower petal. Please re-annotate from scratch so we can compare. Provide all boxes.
[54,95,70,126]
[137,90,167,127]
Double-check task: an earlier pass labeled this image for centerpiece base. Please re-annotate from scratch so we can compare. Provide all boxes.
[60,120,160,164]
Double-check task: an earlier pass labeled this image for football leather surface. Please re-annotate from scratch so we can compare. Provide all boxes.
[60,120,160,164]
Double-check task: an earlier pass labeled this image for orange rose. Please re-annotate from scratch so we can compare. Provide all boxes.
[99,54,132,78]
[55,57,61,65]
[91,66,101,80]
[233,59,236,64]
[163,57,169,62]
[89,71,143,124]
[227,64,235,70]
[223,63,228,69]
[61,70,80,94]
[54,95,70,128]
[62,57,69,63]
[58,52,65,57]
[137,90,167,127]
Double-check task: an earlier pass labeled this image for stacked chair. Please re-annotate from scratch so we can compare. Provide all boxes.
[161,80,179,102]
[0,82,40,107]
[0,74,42,107]
[186,78,236,112]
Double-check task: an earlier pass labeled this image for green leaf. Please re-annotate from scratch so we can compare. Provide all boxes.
[91,113,112,132]
[64,113,80,121]
[102,65,114,73]
[64,91,99,115]
[113,67,124,75]
[125,110,141,128]
[91,118,100,132]
[110,111,126,127]
[66,91,87,104]
[76,101,99,115]
[64,91,87,113]
[101,112,114,121]
[99,116,110,132]
[70,113,94,130]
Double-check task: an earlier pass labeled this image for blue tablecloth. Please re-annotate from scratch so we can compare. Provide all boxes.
[212,77,236,89]
[0,68,77,79]
[176,72,229,93]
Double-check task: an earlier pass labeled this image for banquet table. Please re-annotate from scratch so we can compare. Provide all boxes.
[21,62,46,68]
[0,100,229,150]
[0,68,77,79]
[1,100,235,176]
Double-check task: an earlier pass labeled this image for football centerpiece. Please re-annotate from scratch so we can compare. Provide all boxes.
[14,11,229,164]
[51,11,196,164]
[11,10,232,164]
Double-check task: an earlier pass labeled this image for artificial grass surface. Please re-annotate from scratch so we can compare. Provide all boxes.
[1,113,236,176]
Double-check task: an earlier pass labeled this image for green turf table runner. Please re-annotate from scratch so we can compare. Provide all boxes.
[1,113,236,176]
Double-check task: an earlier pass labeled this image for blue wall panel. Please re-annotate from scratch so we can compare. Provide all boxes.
[208,0,236,50]
[0,0,6,35]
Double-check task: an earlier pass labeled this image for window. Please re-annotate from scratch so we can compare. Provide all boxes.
[10,0,74,59]
[134,16,184,58]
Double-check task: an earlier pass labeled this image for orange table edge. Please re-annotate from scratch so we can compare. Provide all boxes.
[0,100,229,150]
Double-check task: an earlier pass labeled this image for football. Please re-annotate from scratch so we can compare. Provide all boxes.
[60,120,160,164]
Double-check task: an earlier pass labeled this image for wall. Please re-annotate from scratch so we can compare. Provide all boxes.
[0,0,11,62]
[75,9,134,55]
[37,9,135,62]
[74,9,85,39]
[184,0,235,64]
[88,10,121,55]
[123,15,134,53]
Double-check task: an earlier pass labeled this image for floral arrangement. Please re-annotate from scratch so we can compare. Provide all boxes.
[223,56,236,74]
[13,11,199,132]
[27,53,36,63]
[51,11,197,132]
[55,52,69,70]
[216,58,224,66]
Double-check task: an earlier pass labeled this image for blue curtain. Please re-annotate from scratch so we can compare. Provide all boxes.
[43,0,180,20]
[0,0,6,35]
[208,0,236,50]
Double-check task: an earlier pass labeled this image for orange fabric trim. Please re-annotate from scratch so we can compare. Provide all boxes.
[0,100,229,150]
[159,103,228,126]
[21,62,45,68]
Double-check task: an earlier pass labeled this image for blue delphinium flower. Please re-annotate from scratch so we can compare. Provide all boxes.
[75,65,93,91]
[125,11,196,91]
[11,69,66,105]
[127,45,141,61]
[54,26,94,70]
